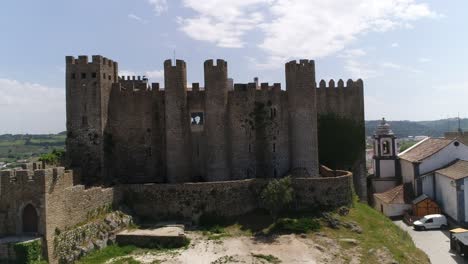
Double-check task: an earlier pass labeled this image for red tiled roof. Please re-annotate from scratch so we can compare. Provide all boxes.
[374,185,406,204]
[436,160,468,180]
[399,138,453,163]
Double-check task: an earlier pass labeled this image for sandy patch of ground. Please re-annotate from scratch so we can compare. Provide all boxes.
[110,231,364,264]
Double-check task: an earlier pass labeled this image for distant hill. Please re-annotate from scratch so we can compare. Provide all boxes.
[365,118,468,138]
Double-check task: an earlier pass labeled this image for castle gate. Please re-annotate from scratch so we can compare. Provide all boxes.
[22,204,38,233]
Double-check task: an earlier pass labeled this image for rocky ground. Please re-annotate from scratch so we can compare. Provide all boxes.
[106,231,398,264]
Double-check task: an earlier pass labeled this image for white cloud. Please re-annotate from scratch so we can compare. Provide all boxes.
[148,0,168,15]
[391,42,399,48]
[381,61,422,73]
[144,70,164,81]
[179,0,438,62]
[0,79,65,134]
[178,0,267,48]
[418,57,431,63]
[339,49,366,58]
[338,48,380,79]
[344,59,380,79]
[128,13,147,24]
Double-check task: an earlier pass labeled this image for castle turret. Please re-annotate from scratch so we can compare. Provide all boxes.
[164,59,192,183]
[65,55,118,185]
[204,59,230,181]
[285,60,318,177]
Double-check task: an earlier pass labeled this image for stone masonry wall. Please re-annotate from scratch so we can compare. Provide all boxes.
[117,173,353,221]
[44,169,115,263]
[106,84,155,183]
[316,79,367,201]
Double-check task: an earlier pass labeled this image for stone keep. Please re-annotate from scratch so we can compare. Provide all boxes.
[65,55,365,198]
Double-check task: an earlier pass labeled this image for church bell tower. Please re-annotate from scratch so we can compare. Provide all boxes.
[372,118,400,193]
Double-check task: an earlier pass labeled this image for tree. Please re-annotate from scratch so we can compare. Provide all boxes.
[39,149,65,165]
[260,176,294,219]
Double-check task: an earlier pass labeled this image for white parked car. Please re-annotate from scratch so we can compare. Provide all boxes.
[413,214,448,231]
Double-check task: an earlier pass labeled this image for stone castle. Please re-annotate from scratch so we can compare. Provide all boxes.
[0,55,365,263]
[65,55,365,188]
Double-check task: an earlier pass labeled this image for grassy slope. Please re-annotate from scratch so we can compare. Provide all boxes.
[321,201,429,264]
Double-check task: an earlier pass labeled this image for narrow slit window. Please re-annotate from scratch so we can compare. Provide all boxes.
[71,73,76,79]
[81,73,86,79]
[248,144,251,153]
[273,143,276,152]
[92,72,97,78]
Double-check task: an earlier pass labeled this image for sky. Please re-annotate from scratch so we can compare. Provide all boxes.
[0,0,467,134]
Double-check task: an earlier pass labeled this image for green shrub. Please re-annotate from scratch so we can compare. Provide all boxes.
[260,176,294,219]
[13,239,44,264]
[252,253,281,263]
[38,149,65,165]
[269,218,321,234]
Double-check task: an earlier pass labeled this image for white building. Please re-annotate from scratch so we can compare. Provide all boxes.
[372,120,468,222]
[399,137,468,196]
[418,160,468,223]
[374,185,412,217]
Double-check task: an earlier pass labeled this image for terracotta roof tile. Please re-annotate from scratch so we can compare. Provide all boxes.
[436,160,468,180]
[399,138,453,163]
[374,185,406,204]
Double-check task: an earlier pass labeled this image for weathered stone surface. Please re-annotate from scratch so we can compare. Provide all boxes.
[53,211,132,263]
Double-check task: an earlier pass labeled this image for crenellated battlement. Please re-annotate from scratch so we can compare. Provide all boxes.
[0,167,73,194]
[285,59,315,72]
[233,82,258,93]
[164,59,186,69]
[259,82,281,92]
[66,55,117,68]
[317,79,364,89]
[118,76,150,91]
[204,59,227,70]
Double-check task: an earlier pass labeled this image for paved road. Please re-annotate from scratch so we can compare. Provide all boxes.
[394,220,466,264]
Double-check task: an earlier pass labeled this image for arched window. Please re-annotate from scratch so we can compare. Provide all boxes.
[22,204,38,233]
[382,141,391,155]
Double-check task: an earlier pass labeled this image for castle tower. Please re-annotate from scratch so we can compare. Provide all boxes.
[285,60,318,177]
[372,118,400,193]
[65,55,118,184]
[204,59,230,181]
[164,59,192,183]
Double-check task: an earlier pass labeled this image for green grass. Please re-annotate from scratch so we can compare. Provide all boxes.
[266,218,320,234]
[110,256,141,264]
[0,133,65,165]
[252,254,281,263]
[76,245,137,264]
[320,200,430,264]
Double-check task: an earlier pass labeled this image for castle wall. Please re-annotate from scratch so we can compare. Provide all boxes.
[228,84,257,179]
[316,79,367,201]
[188,85,206,180]
[286,60,319,177]
[0,168,115,263]
[164,60,192,183]
[106,83,156,183]
[117,172,353,221]
[44,168,114,262]
[152,84,166,183]
[64,55,366,193]
[0,170,47,236]
[65,55,118,184]
[204,60,230,181]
